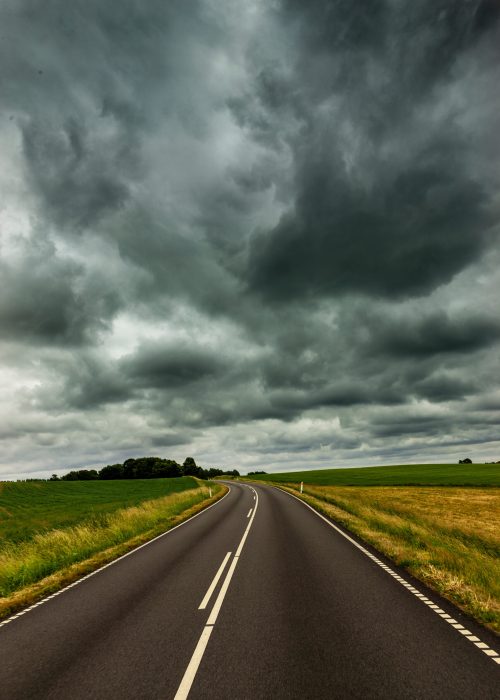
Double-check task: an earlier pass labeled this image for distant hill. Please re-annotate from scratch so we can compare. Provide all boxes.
[246,463,500,486]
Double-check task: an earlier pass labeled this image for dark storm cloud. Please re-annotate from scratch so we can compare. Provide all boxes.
[0,0,246,352]
[110,208,240,318]
[365,404,500,444]
[253,431,362,454]
[0,237,121,344]
[267,387,351,416]
[36,352,131,411]
[474,395,500,411]
[248,148,492,299]
[413,373,477,402]
[122,341,225,389]
[2,3,147,230]
[365,311,500,357]
[371,414,449,439]
[1,0,500,477]
[246,0,500,301]
[149,433,191,448]
[37,340,228,412]
[0,239,82,342]
[20,116,131,230]
[250,303,497,413]
[2,0,221,230]
[4,0,498,313]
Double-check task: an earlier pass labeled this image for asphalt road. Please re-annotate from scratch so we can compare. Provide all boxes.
[0,482,498,699]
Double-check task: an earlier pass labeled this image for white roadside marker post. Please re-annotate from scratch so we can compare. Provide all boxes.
[300,481,303,494]
[209,487,212,498]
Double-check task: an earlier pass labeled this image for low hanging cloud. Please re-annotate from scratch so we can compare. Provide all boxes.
[0,0,500,478]
[0,236,122,345]
[361,310,500,357]
[122,341,226,389]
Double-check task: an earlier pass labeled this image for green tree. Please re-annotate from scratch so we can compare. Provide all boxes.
[99,464,124,480]
[183,457,201,477]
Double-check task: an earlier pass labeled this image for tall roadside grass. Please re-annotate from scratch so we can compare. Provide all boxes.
[0,483,226,618]
[280,484,500,633]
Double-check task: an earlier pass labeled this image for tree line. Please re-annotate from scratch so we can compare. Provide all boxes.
[49,457,239,481]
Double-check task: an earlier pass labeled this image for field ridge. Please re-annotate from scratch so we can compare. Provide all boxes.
[247,463,500,486]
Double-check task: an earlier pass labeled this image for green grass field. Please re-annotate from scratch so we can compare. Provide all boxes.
[0,477,225,615]
[0,477,199,545]
[247,463,500,486]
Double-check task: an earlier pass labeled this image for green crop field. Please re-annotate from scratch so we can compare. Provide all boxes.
[0,477,200,545]
[246,463,500,486]
[0,477,225,616]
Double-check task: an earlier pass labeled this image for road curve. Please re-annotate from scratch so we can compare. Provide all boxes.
[0,481,498,699]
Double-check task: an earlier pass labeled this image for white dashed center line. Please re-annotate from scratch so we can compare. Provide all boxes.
[198,552,232,610]
[0,489,231,631]
[174,486,259,700]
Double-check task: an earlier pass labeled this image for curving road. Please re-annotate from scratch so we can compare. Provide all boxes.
[0,482,498,699]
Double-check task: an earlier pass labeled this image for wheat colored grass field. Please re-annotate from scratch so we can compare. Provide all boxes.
[281,484,500,632]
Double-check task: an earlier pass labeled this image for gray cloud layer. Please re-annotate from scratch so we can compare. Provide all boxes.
[1,0,499,478]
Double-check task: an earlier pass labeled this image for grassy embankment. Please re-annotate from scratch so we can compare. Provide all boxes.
[0,477,226,619]
[249,464,500,632]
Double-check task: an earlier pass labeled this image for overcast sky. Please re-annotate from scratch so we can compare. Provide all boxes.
[1,0,500,479]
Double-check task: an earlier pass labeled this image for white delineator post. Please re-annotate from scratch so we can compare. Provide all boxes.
[300,481,303,494]
[209,487,212,498]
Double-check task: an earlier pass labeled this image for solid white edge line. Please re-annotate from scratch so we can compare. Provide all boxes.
[198,552,232,610]
[274,485,500,665]
[0,486,232,631]
[173,625,214,700]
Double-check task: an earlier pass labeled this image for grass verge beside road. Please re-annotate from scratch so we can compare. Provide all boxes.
[0,479,227,620]
[278,483,500,633]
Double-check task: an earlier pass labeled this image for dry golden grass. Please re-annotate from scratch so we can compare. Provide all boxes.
[0,484,227,620]
[281,484,500,633]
